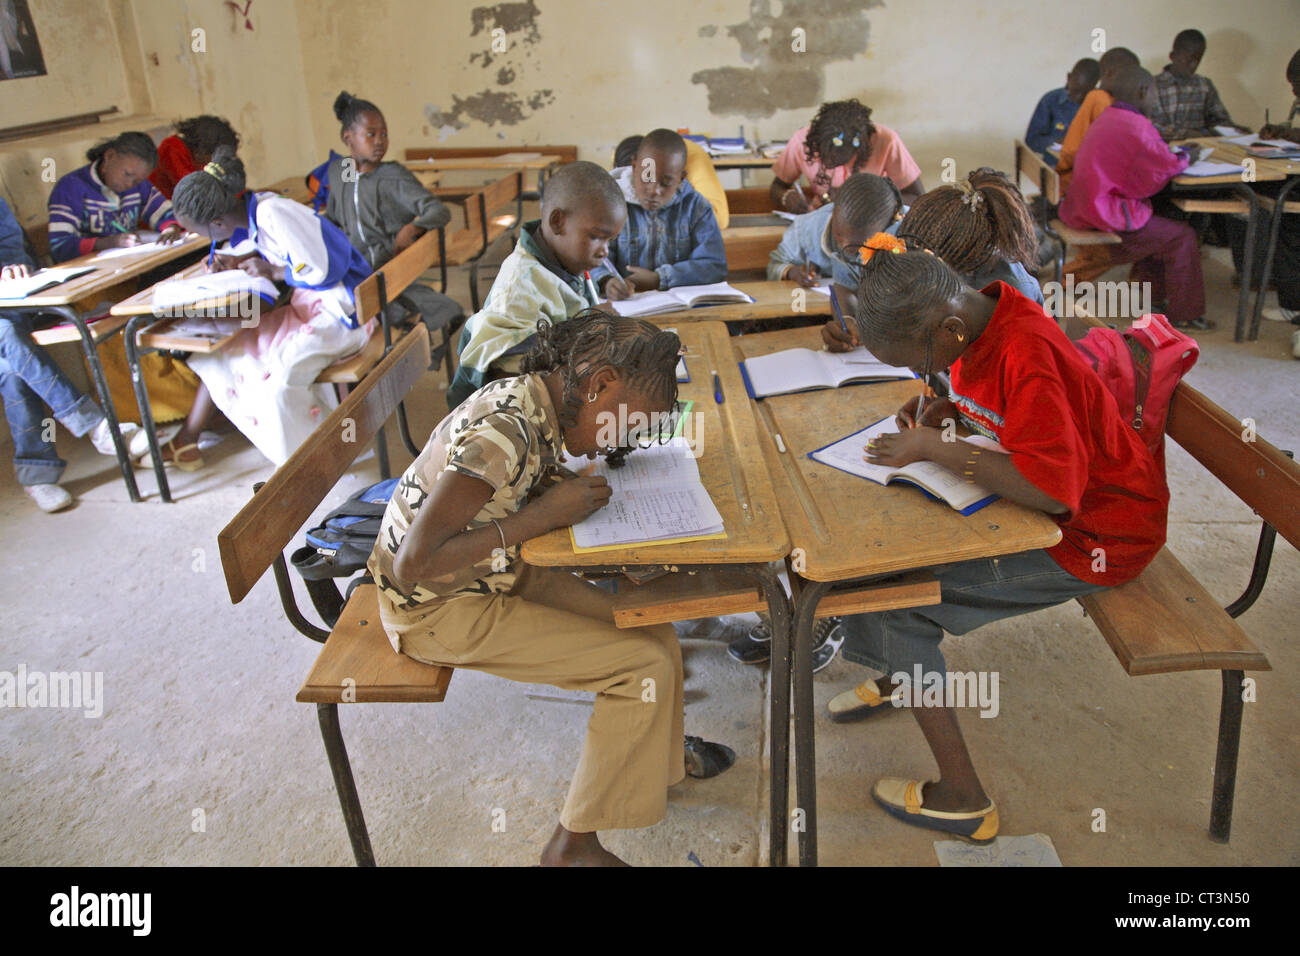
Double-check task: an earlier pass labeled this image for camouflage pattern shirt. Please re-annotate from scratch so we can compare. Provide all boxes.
[367,374,564,636]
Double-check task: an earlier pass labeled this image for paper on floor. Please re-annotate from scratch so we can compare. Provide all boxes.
[934,832,1062,867]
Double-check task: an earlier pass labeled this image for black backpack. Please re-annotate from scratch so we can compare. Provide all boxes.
[290,477,399,625]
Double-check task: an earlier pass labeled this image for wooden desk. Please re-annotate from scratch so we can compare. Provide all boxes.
[633,280,832,325]
[522,321,798,865]
[1168,138,1300,341]
[403,152,560,192]
[259,176,313,204]
[0,234,208,501]
[733,325,1063,865]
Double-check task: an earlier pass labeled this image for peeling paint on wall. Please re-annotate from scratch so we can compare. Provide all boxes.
[692,0,882,118]
[439,0,551,128]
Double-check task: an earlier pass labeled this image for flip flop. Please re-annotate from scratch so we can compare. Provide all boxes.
[872,777,999,844]
[161,439,204,472]
[826,678,896,723]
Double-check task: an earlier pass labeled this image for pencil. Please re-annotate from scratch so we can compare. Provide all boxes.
[712,370,723,404]
[829,285,850,337]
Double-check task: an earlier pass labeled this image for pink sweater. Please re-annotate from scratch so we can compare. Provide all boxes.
[1059,104,1189,233]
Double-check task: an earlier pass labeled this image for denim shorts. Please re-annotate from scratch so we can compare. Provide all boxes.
[839,549,1106,678]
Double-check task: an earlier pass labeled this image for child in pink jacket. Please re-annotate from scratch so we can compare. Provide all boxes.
[1059,65,1210,331]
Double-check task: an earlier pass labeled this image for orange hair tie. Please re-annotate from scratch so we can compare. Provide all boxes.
[857,232,907,265]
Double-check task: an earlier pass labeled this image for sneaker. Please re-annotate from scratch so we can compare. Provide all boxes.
[24,483,73,513]
[1171,316,1216,332]
[727,617,844,673]
[1291,329,1300,360]
[90,418,147,458]
[1262,306,1300,324]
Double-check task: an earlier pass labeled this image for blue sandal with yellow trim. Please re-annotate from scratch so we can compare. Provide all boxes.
[872,778,999,844]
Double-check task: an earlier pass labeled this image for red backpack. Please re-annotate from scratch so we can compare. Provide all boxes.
[1072,313,1199,473]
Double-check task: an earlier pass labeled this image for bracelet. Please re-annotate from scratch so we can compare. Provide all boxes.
[489,518,508,553]
[962,447,982,483]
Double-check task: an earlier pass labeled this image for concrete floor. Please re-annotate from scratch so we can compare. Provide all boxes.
[0,243,1296,867]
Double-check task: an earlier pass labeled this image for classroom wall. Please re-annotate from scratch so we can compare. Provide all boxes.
[289,0,1299,185]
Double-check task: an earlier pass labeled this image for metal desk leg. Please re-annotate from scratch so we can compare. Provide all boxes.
[124,314,172,503]
[1248,177,1300,341]
[1230,185,1261,342]
[792,579,830,867]
[746,563,792,867]
[46,305,141,502]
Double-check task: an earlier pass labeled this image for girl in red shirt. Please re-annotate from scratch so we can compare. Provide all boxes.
[829,233,1168,843]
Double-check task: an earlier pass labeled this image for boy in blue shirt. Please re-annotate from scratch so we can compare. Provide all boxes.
[1025,58,1100,165]
[595,129,726,298]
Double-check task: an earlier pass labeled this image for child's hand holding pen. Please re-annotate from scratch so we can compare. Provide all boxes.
[894,392,957,430]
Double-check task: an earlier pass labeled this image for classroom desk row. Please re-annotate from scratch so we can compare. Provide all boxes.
[1169,136,1300,341]
[524,321,1061,866]
[0,234,209,501]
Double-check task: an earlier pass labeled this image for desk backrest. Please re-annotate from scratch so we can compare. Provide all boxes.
[353,227,445,323]
[217,327,431,604]
[462,171,523,240]
[1014,139,1061,208]
[404,145,577,164]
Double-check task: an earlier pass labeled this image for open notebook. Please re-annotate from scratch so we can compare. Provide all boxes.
[150,270,280,310]
[610,282,753,318]
[0,266,95,299]
[569,438,725,552]
[740,346,915,398]
[808,417,1006,515]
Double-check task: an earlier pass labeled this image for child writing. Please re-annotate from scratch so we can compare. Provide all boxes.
[321,91,460,333]
[1059,65,1211,331]
[595,128,725,299]
[447,161,626,407]
[1025,58,1100,165]
[825,233,1168,840]
[47,131,185,262]
[769,99,924,213]
[822,168,1044,352]
[767,172,904,287]
[1,198,152,512]
[164,146,375,467]
[1152,28,1249,140]
[149,115,241,199]
[369,310,735,866]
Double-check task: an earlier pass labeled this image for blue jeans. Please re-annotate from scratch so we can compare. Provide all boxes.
[0,311,104,485]
[840,549,1106,679]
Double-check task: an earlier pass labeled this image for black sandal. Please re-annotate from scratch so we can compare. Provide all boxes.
[684,735,736,779]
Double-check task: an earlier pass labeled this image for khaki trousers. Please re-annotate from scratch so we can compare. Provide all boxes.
[382,581,685,833]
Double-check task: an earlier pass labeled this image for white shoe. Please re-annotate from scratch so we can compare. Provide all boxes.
[90,418,144,457]
[1291,329,1300,360]
[1262,306,1299,323]
[24,483,73,512]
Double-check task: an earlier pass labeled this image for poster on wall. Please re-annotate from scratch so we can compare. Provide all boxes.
[1,0,46,81]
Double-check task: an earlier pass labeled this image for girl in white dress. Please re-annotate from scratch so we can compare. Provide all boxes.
[165,146,374,466]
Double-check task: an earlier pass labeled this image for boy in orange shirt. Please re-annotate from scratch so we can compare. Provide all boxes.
[1056,48,1140,192]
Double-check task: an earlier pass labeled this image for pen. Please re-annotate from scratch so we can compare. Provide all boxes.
[712,370,723,404]
[914,375,934,429]
[207,240,215,270]
[829,285,850,337]
[583,270,600,304]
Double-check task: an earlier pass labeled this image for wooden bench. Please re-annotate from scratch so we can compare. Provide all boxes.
[722,224,787,274]
[1014,139,1121,284]
[725,187,776,215]
[435,171,524,312]
[218,326,439,866]
[1070,313,1296,842]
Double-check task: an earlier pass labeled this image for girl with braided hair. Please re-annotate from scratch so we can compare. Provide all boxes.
[822,234,1167,843]
[164,146,374,467]
[367,309,736,866]
[769,99,923,214]
[822,168,1045,351]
